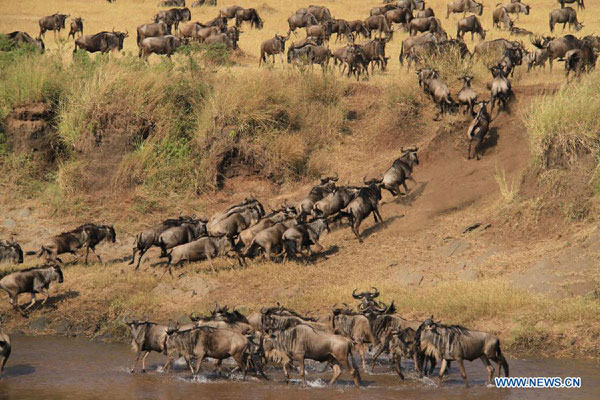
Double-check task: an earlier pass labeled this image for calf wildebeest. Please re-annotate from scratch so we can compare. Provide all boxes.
[158,0,185,6]
[5,31,45,52]
[416,7,435,19]
[296,174,338,221]
[492,6,514,30]
[347,20,370,39]
[417,319,509,387]
[37,225,89,263]
[385,8,413,32]
[457,15,486,41]
[282,218,329,259]
[130,216,194,269]
[562,44,598,80]
[124,318,168,373]
[165,235,241,274]
[259,33,290,66]
[457,76,478,117]
[244,219,297,260]
[288,13,317,33]
[466,101,491,160]
[139,35,182,59]
[558,0,585,11]
[220,5,243,20]
[409,17,442,37]
[490,65,514,115]
[312,186,359,219]
[381,147,419,196]
[502,2,531,19]
[158,220,207,257]
[0,239,23,264]
[235,8,263,29]
[264,324,361,387]
[137,21,170,45]
[509,25,533,37]
[0,265,63,315]
[549,7,584,33]
[38,13,69,39]
[446,0,483,19]
[0,321,9,379]
[341,177,383,243]
[330,19,354,43]
[331,306,379,370]
[364,15,393,40]
[68,17,83,40]
[78,223,117,264]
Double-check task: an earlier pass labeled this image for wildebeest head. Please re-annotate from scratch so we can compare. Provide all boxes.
[319,172,339,185]
[56,13,70,29]
[0,240,24,264]
[52,264,64,283]
[401,146,419,166]
[112,30,129,50]
[124,317,153,339]
[106,225,117,243]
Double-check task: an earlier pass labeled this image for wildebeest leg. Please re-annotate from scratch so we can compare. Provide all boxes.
[457,358,469,388]
[233,353,246,380]
[85,246,90,264]
[91,246,103,263]
[23,293,36,311]
[135,248,147,270]
[130,350,143,373]
[358,343,367,370]
[370,339,388,370]
[206,253,217,274]
[129,246,138,265]
[40,288,50,305]
[214,359,222,376]
[299,356,307,387]
[353,217,363,243]
[374,206,383,223]
[141,351,151,373]
[467,139,473,159]
[393,352,404,380]
[0,354,7,377]
[437,358,448,385]
[480,355,495,384]
[329,362,342,385]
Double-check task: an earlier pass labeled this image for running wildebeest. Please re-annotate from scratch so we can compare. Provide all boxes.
[446,0,483,19]
[490,64,515,114]
[68,17,83,39]
[158,220,207,257]
[38,13,69,39]
[296,174,339,221]
[263,324,361,388]
[207,207,260,239]
[78,223,116,264]
[341,177,383,243]
[0,321,9,379]
[549,7,584,33]
[259,33,290,66]
[381,147,419,196]
[137,21,170,45]
[237,207,294,253]
[282,218,329,259]
[164,236,241,274]
[37,225,89,263]
[0,264,64,315]
[5,31,45,52]
[558,0,585,11]
[330,306,380,370]
[312,186,360,219]
[235,8,263,29]
[244,219,298,261]
[416,318,509,387]
[466,101,491,160]
[158,0,185,6]
[207,198,264,231]
[0,239,23,264]
[139,35,182,59]
[124,318,169,373]
[456,15,486,41]
[457,75,478,116]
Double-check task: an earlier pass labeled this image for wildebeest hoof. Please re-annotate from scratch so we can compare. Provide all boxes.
[141,369,146,373]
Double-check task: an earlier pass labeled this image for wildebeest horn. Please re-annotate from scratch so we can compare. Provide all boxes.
[362,176,368,184]
[370,287,379,298]
[332,172,338,181]
[122,316,131,324]
[352,288,361,299]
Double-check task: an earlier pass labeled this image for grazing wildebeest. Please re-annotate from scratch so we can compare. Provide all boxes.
[457,76,478,116]
[385,8,413,32]
[124,318,168,373]
[558,0,585,11]
[347,20,370,39]
[549,7,583,33]
[312,186,360,219]
[446,0,483,19]
[473,38,522,58]
[417,319,509,387]
[264,324,361,387]
[562,43,598,80]
[37,226,89,263]
[466,101,491,160]
[502,2,531,19]
[399,32,439,68]
[0,321,10,379]
[0,239,23,264]
[139,35,182,59]
[259,33,290,66]
[244,219,297,261]
[416,8,435,19]
[165,236,241,274]
[282,218,329,259]
[457,15,486,41]
[137,21,170,45]
[330,19,354,43]
[288,13,318,33]
[330,306,379,370]
[509,25,533,37]
[296,174,338,221]
[78,224,117,264]
[381,147,419,196]
[68,17,83,39]
[492,6,514,30]
[155,8,192,33]
[38,13,69,39]
[0,265,63,315]
[129,216,195,269]
[235,8,263,29]
[409,17,442,37]
[341,177,383,243]
[220,5,243,20]
[490,65,514,115]
[204,31,238,49]
[306,21,333,43]
[158,0,185,6]
[158,220,207,257]
[364,15,393,39]
[5,31,45,52]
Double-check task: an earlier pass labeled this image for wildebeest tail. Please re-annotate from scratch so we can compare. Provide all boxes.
[399,42,404,65]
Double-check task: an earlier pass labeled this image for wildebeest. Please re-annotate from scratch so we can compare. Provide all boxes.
[562,44,598,80]
[492,6,514,30]
[259,33,290,66]
[341,177,383,243]
[409,17,442,37]
[37,225,89,263]
[332,44,368,80]
[399,32,439,68]
[457,76,478,116]
[237,208,293,252]
[466,101,491,160]
[381,147,419,196]
[207,198,264,232]
[74,30,128,54]
[385,8,413,32]
[331,306,379,370]
[191,304,255,335]
[155,8,192,33]
[244,219,297,261]
[191,0,217,7]
[207,207,260,239]
[288,12,317,33]
[263,324,361,387]
[158,0,185,6]
[204,31,238,49]
[0,265,63,315]
[418,68,457,117]
[235,8,263,29]
[549,7,584,33]
[178,22,206,41]
[473,38,522,58]
[509,25,533,37]
[347,20,371,39]
[139,35,182,59]
[68,17,83,40]
[446,0,483,19]
[370,4,399,17]
[220,5,244,19]
[38,13,69,38]
[330,19,354,43]
[296,5,332,23]
[137,21,170,45]
[417,319,509,387]
[524,47,550,71]
[531,34,583,70]
[129,216,195,269]
[0,321,10,379]
[502,2,531,19]
[260,304,325,333]
[490,65,514,115]
[165,235,241,274]
[312,186,359,219]
[558,0,585,11]
[497,46,523,77]
[78,224,117,264]
[457,15,486,41]
[361,38,389,72]
[0,239,23,264]
[364,15,393,39]
[416,7,435,19]
[306,21,333,43]
[296,174,338,221]
[158,220,207,257]
[124,318,168,373]
[5,31,45,52]
[282,218,329,259]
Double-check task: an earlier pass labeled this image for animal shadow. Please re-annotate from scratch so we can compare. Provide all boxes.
[479,127,499,155]
[361,214,405,240]
[307,245,340,262]
[391,181,428,206]
[4,364,36,378]
[40,289,80,311]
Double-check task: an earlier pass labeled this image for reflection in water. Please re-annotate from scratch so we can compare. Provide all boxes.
[0,336,598,400]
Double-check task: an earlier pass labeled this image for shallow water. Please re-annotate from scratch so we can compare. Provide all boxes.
[0,336,598,399]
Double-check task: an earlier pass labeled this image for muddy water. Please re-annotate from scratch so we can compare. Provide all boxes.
[0,336,598,400]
